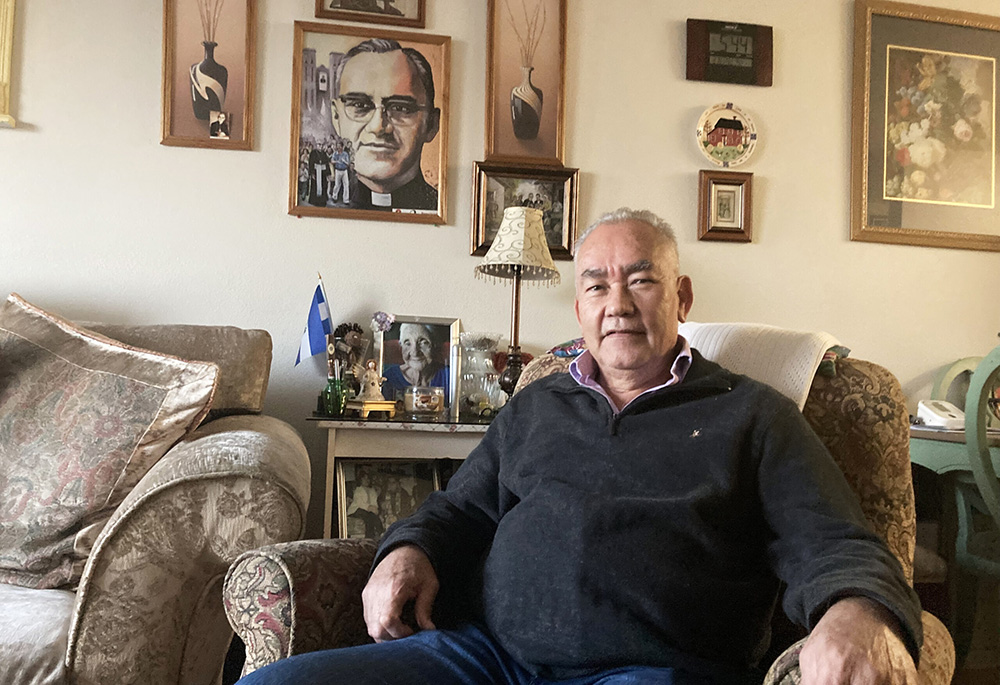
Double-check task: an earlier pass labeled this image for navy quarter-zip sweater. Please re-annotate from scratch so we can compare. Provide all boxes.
[375,352,922,681]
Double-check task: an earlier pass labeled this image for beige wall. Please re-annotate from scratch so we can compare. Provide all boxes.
[2,0,998,536]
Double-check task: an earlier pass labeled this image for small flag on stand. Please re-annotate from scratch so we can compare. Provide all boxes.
[295,276,332,366]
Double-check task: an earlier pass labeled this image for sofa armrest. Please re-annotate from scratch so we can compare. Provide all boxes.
[224,538,377,676]
[762,611,955,685]
[66,415,311,685]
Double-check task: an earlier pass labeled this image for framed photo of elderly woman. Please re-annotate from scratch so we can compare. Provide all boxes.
[315,0,425,29]
[851,0,1000,252]
[472,161,579,259]
[161,0,256,150]
[336,458,440,539]
[375,315,460,419]
[289,22,450,224]
[485,0,566,166]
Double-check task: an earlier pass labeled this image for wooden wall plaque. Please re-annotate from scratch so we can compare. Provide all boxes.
[686,19,773,87]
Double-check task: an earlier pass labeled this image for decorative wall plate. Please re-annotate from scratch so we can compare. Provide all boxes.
[695,102,758,167]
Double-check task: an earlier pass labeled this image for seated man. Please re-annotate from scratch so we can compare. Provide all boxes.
[241,208,920,684]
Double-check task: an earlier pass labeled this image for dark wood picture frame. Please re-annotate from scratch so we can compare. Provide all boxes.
[485,0,566,166]
[851,0,1000,252]
[289,22,450,224]
[472,161,579,260]
[161,0,256,150]
[698,169,752,242]
[314,0,426,29]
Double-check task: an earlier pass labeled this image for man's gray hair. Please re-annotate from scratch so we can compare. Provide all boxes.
[575,208,678,262]
[333,38,436,107]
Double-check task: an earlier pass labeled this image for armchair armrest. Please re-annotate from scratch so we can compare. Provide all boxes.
[762,611,955,685]
[66,415,311,685]
[224,538,377,676]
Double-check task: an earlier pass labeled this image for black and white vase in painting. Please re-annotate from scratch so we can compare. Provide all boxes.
[510,66,543,140]
[190,41,228,121]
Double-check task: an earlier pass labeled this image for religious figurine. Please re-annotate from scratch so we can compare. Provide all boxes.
[358,359,386,401]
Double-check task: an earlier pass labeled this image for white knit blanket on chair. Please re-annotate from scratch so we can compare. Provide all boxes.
[678,322,840,411]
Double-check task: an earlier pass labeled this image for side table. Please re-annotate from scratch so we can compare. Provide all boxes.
[311,418,490,538]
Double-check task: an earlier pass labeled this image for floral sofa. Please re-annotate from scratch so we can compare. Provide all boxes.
[222,327,954,684]
[0,294,312,685]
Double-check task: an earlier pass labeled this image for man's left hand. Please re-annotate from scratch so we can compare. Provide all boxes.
[798,596,917,684]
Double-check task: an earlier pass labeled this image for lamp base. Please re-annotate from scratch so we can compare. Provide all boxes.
[498,346,524,398]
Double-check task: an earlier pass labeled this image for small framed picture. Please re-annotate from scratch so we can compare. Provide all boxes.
[472,161,579,259]
[289,22,450,224]
[161,0,255,150]
[336,457,440,539]
[697,169,752,242]
[375,315,460,419]
[315,0,426,29]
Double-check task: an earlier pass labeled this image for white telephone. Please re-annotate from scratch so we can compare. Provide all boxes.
[917,400,965,430]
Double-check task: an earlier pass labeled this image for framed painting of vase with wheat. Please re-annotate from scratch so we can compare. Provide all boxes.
[161,0,256,150]
[485,0,565,166]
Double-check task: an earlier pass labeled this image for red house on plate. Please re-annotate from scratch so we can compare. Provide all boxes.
[706,118,745,147]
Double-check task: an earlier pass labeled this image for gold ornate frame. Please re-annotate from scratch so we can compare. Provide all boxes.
[161,0,256,150]
[0,0,16,127]
[851,0,1000,251]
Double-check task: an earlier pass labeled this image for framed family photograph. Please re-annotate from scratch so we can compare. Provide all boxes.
[375,315,460,419]
[315,0,425,28]
[289,22,450,224]
[161,0,255,149]
[471,161,579,259]
[851,0,1000,251]
[335,457,440,539]
[485,0,566,166]
[697,170,752,242]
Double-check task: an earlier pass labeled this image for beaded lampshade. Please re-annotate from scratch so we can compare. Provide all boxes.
[475,206,560,396]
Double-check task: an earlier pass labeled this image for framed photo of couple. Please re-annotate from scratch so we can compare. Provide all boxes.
[288,22,450,224]
[851,0,1000,252]
[374,315,460,420]
[471,161,579,259]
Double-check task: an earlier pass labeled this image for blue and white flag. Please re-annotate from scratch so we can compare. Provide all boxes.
[295,282,332,366]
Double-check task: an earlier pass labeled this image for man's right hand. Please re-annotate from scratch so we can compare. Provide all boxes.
[362,544,439,642]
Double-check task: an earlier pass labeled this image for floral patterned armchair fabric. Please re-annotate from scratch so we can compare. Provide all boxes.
[223,349,954,684]
[0,322,312,685]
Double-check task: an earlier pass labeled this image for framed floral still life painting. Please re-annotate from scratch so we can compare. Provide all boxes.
[161,0,256,150]
[315,0,425,29]
[485,0,566,166]
[697,170,752,242]
[472,161,578,259]
[851,0,1000,251]
[335,458,440,539]
[289,22,450,224]
[374,315,460,420]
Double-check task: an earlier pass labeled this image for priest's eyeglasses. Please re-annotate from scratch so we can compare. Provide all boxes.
[338,95,428,126]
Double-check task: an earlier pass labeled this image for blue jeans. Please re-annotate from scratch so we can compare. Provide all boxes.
[237,623,714,685]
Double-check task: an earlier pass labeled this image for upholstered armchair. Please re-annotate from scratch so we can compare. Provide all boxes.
[0,295,311,685]
[223,325,953,684]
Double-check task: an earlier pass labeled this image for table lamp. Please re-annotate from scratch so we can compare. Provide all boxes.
[475,206,560,396]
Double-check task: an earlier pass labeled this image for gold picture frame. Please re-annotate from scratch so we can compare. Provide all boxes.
[471,161,579,259]
[315,0,426,29]
[289,22,450,224]
[851,0,1000,251]
[0,0,16,128]
[161,0,256,150]
[485,0,566,166]
[697,170,752,243]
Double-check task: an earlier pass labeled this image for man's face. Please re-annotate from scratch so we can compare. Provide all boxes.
[574,220,693,380]
[399,324,434,371]
[334,51,439,193]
